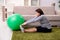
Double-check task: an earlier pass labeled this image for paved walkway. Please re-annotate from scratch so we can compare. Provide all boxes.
[0,13,12,40]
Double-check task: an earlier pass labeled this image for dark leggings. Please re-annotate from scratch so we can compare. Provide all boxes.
[36,26,52,33]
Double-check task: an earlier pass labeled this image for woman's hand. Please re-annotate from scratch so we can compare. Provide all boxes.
[21,22,27,26]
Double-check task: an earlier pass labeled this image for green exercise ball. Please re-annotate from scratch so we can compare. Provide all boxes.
[7,13,25,31]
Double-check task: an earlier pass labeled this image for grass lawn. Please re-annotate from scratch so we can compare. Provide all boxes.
[12,27,60,40]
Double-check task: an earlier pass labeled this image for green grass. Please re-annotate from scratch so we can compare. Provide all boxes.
[12,27,60,40]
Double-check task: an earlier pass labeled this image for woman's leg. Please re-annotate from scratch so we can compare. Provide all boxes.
[24,27,37,33]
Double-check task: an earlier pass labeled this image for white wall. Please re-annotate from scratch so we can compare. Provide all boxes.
[6,0,55,6]
[6,0,24,12]
[6,0,24,6]
[40,0,55,7]
[6,0,57,12]
[27,0,56,7]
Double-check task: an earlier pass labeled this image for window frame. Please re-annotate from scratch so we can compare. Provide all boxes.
[30,0,40,6]
[24,0,40,6]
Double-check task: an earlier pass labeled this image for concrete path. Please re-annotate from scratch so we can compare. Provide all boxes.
[0,13,13,40]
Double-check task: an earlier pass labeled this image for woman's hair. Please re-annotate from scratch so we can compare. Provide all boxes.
[35,8,44,15]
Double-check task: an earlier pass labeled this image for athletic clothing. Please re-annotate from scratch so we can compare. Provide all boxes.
[36,26,52,32]
[25,15,52,32]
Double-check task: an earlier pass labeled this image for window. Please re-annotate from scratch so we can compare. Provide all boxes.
[58,0,60,9]
[31,0,38,6]
[24,0,28,6]
[0,0,4,4]
[58,0,60,3]
[24,0,40,6]
[31,0,40,6]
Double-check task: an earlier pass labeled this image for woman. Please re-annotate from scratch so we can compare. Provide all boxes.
[20,8,52,33]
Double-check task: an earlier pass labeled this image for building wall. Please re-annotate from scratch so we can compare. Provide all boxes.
[6,0,55,6]
[6,0,60,13]
[40,0,55,7]
[6,0,24,6]
[6,0,55,12]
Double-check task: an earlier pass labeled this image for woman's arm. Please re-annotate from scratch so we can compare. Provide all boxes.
[24,16,42,24]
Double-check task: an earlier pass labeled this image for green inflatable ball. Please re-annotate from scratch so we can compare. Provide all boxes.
[7,14,25,31]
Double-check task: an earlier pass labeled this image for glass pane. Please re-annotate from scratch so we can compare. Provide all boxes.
[58,0,60,3]
[31,0,38,6]
[24,0,28,6]
[58,4,60,9]
[0,0,4,4]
